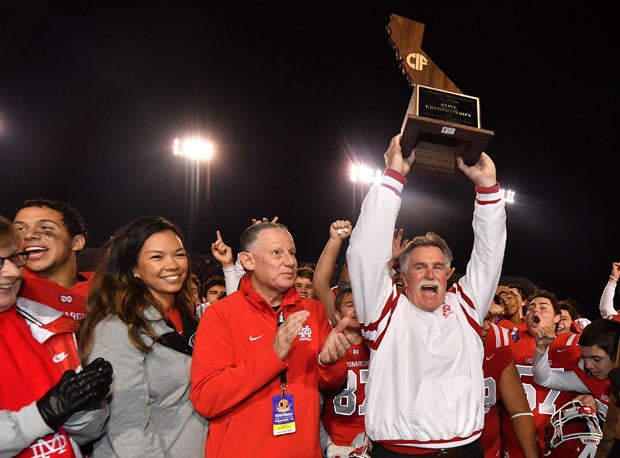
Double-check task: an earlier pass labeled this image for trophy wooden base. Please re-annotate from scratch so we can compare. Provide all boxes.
[400,114,494,180]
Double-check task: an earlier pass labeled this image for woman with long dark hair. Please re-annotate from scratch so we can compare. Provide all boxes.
[78,216,208,457]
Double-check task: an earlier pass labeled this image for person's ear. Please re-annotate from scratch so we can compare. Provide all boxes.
[71,234,86,252]
[238,251,255,272]
[447,266,456,280]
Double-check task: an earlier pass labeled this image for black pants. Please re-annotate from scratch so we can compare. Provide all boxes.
[372,440,483,458]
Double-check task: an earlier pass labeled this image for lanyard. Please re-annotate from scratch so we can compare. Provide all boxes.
[277,309,288,395]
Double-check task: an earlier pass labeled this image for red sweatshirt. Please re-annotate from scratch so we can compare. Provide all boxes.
[190,276,347,458]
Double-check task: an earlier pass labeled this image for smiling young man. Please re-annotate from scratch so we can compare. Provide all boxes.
[294,266,316,299]
[11,199,91,386]
[13,199,90,323]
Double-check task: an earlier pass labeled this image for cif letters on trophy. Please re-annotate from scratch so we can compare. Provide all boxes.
[387,14,494,179]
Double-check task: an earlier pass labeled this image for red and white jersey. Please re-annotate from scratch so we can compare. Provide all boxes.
[574,360,611,420]
[19,269,92,322]
[534,345,612,422]
[501,331,581,457]
[542,356,612,422]
[321,341,370,446]
[481,323,512,458]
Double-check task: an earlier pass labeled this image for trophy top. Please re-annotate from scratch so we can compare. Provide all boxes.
[387,13,461,94]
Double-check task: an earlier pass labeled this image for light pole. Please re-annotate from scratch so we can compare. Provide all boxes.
[349,163,381,219]
[172,137,214,249]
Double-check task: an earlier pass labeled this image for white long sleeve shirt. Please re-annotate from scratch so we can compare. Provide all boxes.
[599,280,618,318]
[346,168,506,451]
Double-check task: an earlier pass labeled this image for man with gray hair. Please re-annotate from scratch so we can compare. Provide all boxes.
[347,133,506,457]
[191,221,353,458]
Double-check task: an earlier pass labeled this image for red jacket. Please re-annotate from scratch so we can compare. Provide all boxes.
[0,305,75,458]
[190,276,347,458]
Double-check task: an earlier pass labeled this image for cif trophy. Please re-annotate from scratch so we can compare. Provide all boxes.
[388,14,494,179]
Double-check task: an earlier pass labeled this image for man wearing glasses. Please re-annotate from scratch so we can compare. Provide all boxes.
[0,214,112,457]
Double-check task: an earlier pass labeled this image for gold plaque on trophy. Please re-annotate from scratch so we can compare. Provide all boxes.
[388,14,494,179]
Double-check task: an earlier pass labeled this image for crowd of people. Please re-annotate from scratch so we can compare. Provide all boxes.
[2,132,620,457]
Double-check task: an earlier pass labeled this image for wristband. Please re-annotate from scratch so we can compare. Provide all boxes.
[511,412,534,420]
[610,275,619,282]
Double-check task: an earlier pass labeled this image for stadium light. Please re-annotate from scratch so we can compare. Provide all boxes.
[172,137,214,160]
[348,162,382,219]
[502,189,516,204]
[172,136,215,249]
[349,163,382,184]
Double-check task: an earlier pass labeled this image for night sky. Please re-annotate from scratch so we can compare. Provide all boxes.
[1,1,618,318]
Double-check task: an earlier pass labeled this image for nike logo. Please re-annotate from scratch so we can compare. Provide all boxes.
[485,354,495,361]
[53,352,69,363]
[249,334,264,341]
[557,348,568,352]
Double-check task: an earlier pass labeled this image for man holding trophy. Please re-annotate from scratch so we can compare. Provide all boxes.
[344,15,508,458]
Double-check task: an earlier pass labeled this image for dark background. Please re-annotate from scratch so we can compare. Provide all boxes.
[1,1,618,318]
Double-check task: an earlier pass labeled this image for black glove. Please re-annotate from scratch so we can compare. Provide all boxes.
[37,357,113,430]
